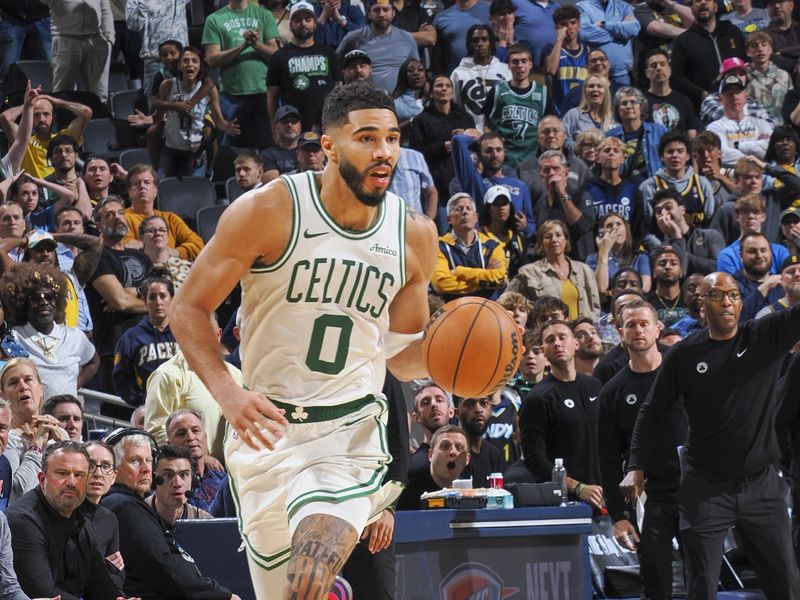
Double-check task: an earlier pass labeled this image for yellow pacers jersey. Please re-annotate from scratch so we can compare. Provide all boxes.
[239,171,407,407]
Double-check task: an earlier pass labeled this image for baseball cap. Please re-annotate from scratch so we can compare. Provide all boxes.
[490,0,516,14]
[28,230,57,249]
[484,185,511,205]
[781,206,800,223]
[719,74,747,94]
[298,132,322,149]
[719,57,749,75]
[780,254,800,272]
[274,105,300,122]
[289,1,314,18]
[343,50,371,68]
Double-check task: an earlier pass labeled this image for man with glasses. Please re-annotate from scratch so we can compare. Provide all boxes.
[42,135,92,220]
[623,272,800,599]
[104,433,239,600]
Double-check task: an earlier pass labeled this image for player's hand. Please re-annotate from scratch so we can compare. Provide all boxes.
[577,483,604,509]
[219,385,288,451]
[619,469,644,504]
[106,551,124,570]
[361,509,395,554]
[613,519,639,551]
[204,454,224,471]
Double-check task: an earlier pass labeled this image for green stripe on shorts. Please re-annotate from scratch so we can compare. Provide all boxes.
[272,394,375,423]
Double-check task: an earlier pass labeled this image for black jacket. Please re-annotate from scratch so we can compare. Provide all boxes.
[5,487,122,600]
[0,0,48,21]
[670,21,745,109]
[102,484,232,600]
[80,499,125,591]
[408,103,475,201]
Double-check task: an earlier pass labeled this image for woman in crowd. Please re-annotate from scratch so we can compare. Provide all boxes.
[587,212,651,295]
[81,441,125,589]
[408,75,475,232]
[1,358,68,501]
[574,128,605,173]
[562,75,616,142]
[479,187,527,279]
[393,58,429,127]
[508,219,600,320]
[112,269,178,407]
[154,46,240,177]
[1,263,98,398]
[140,215,192,288]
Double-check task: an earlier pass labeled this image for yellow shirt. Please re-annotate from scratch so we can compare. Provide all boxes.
[21,128,71,179]
[122,208,205,261]
[561,278,579,319]
[64,274,78,329]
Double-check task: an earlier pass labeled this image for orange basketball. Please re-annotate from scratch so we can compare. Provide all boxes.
[422,297,524,398]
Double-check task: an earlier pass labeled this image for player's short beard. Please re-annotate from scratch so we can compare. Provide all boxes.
[339,155,392,207]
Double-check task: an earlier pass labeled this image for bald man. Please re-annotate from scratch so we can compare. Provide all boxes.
[621,272,800,600]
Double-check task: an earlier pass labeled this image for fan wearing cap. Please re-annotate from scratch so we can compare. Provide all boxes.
[431,192,508,302]
[336,0,419,93]
[341,49,372,82]
[288,132,327,173]
[707,74,773,166]
[260,105,302,183]
[698,57,774,125]
[753,253,800,317]
[478,185,528,277]
[267,2,343,132]
[780,205,800,256]
[670,0,745,111]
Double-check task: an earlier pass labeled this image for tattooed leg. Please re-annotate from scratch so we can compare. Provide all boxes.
[283,513,359,600]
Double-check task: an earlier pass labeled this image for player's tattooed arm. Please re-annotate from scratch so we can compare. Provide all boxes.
[284,514,358,600]
[406,205,433,223]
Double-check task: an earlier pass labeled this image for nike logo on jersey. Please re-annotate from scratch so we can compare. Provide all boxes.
[303,229,328,239]
[737,348,748,358]
[589,396,597,402]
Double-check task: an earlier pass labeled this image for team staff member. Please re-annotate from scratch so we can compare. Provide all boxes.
[623,272,800,600]
[598,300,687,599]
[519,319,604,507]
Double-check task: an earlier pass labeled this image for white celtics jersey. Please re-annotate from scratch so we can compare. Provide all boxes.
[239,171,407,407]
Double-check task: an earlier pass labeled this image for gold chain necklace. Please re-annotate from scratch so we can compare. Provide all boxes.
[34,335,57,360]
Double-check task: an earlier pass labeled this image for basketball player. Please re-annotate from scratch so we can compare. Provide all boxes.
[170,82,438,599]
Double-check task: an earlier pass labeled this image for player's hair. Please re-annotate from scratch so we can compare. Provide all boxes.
[0,262,68,326]
[126,164,160,188]
[46,133,79,161]
[613,86,649,121]
[534,219,571,255]
[618,299,658,325]
[653,188,684,208]
[42,441,89,474]
[84,440,117,469]
[693,130,721,151]
[430,424,468,450]
[658,129,691,157]
[496,291,533,313]
[321,81,395,132]
[234,149,263,168]
[644,48,670,67]
[466,24,496,58]
[735,193,766,214]
[733,157,764,179]
[552,5,580,23]
[765,125,800,164]
[42,394,84,416]
[745,30,772,49]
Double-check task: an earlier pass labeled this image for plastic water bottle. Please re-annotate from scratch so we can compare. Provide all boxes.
[552,458,567,507]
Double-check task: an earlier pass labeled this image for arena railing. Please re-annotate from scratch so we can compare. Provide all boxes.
[78,387,133,438]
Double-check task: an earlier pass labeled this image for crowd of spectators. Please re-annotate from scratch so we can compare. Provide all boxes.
[3,0,800,596]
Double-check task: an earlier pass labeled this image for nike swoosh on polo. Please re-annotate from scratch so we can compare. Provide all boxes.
[737,348,748,358]
[303,229,328,239]
[589,396,597,402]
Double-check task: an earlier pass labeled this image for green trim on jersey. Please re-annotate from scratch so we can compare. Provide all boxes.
[285,396,390,519]
[271,393,375,423]
[251,176,301,273]
[399,200,407,287]
[228,474,292,571]
[307,171,386,240]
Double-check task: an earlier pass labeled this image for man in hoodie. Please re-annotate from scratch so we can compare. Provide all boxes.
[577,0,640,87]
[670,0,745,111]
[450,24,510,132]
[44,0,115,103]
[640,129,715,227]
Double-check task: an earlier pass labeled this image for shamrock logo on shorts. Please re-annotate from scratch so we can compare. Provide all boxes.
[292,407,309,422]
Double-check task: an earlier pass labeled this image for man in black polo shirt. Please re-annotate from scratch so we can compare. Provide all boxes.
[623,271,800,599]
[599,299,687,599]
[519,319,604,508]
